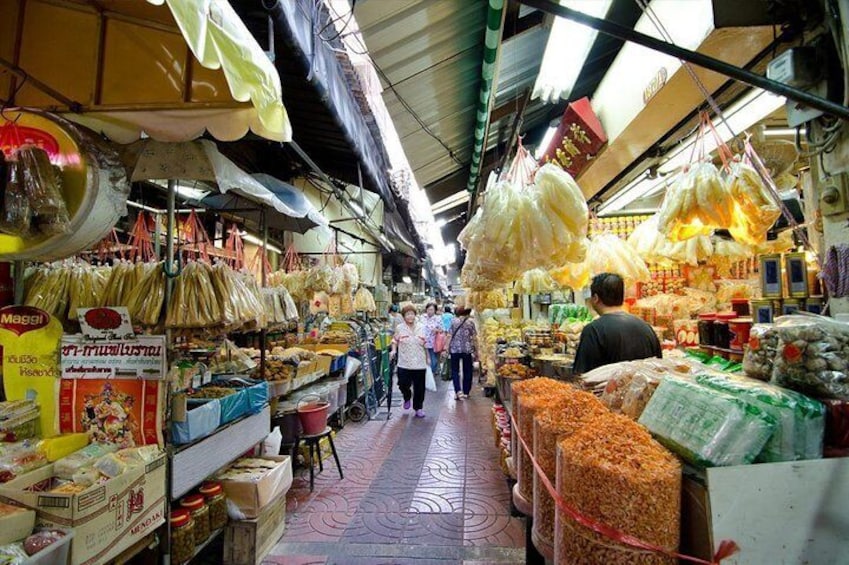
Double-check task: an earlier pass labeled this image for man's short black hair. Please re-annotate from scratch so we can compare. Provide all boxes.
[590,272,624,307]
[425,302,438,312]
[443,306,452,314]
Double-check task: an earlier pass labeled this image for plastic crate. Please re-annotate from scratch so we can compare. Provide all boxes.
[23,528,73,565]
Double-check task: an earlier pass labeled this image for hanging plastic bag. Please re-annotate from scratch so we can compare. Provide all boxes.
[727,150,782,246]
[310,291,330,314]
[0,160,32,237]
[425,365,437,392]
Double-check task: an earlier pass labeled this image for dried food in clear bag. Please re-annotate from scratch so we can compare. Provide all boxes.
[696,373,824,461]
[23,530,65,556]
[638,377,777,467]
[771,314,849,400]
[743,324,778,381]
[17,146,70,235]
[0,542,28,563]
[125,262,165,326]
[54,443,118,479]
[532,391,606,552]
[0,160,31,237]
[555,412,680,565]
[68,263,110,321]
[727,159,781,246]
[24,263,72,320]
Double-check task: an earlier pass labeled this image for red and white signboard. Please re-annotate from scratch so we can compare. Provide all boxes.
[538,97,608,177]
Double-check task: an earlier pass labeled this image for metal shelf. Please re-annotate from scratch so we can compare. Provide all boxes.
[170,405,271,500]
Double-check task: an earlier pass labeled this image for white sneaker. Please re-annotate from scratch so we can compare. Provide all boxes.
[455,392,463,400]
[461,393,469,399]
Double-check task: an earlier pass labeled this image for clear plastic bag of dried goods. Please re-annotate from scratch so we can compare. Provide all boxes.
[68,262,110,321]
[639,376,777,467]
[743,324,779,381]
[353,286,377,313]
[555,412,681,565]
[125,262,165,327]
[24,262,72,320]
[588,234,651,283]
[0,159,32,237]
[16,145,71,236]
[727,157,781,246]
[695,373,824,461]
[771,314,849,400]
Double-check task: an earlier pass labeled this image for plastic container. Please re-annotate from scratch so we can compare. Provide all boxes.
[0,409,40,441]
[729,318,753,352]
[170,509,195,564]
[698,313,716,346]
[199,482,228,531]
[22,528,74,565]
[180,494,210,545]
[297,396,329,436]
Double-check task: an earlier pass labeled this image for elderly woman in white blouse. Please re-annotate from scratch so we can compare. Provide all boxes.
[389,303,428,418]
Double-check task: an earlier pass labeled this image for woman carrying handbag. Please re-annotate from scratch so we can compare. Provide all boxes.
[445,307,477,400]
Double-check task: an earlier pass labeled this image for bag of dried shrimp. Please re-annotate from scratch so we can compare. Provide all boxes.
[555,412,681,565]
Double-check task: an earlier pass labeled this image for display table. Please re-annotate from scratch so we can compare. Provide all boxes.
[682,457,849,563]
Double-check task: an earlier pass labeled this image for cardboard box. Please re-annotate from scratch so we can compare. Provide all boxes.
[314,355,332,376]
[0,502,35,545]
[223,492,286,565]
[0,455,167,565]
[301,343,349,354]
[218,456,292,519]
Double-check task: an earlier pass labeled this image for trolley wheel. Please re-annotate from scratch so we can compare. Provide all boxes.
[347,402,366,422]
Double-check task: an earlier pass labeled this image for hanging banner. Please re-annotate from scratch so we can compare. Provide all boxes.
[0,306,62,437]
[60,335,167,379]
[538,97,608,177]
[59,378,164,447]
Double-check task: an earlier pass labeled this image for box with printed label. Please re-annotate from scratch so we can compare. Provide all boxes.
[0,455,166,565]
[216,455,292,519]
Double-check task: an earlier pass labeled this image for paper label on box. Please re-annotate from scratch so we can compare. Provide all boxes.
[61,335,167,379]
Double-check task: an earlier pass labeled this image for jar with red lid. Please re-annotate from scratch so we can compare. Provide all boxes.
[713,312,737,350]
[170,509,195,564]
[180,494,210,544]
[731,298,750,317]
[698,313,716,346]
[199,481,228,531]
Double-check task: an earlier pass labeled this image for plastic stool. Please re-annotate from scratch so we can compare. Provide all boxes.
[296,426,343,491]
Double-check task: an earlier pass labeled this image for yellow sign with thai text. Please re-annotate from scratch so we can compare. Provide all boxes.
[0,306,62,437]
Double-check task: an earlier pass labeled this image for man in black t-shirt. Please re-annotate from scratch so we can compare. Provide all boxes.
[573,272,662,374]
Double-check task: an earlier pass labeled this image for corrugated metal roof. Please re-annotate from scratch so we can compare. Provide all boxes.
[355,0,489,192]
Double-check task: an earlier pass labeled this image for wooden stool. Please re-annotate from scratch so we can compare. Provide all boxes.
[296,426,343,492]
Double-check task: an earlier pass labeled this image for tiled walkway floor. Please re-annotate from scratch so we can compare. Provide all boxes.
[263,379,525,565]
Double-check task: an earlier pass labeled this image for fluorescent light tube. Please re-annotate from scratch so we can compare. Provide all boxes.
[534,126,558,160]
[402,276,412,284]
[242,233,282,254]
[533,0,614,103]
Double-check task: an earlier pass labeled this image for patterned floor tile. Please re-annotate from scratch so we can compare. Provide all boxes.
[281,511,355,543]
[402,512,465,546]
[408,487,465,514]
[343,512,410,543]
[463,515,525,548]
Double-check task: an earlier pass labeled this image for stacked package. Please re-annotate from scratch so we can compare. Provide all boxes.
[695,373,824,462]
[771,315,849,400]
[638,377,777,466]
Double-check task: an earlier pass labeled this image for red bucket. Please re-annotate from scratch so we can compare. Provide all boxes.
[297,396,329,436]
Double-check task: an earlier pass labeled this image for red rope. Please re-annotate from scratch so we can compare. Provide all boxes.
[508,411,739,564]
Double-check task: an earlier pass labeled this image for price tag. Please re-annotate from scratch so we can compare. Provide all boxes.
[202,370,212,385]
[192,374,202,389]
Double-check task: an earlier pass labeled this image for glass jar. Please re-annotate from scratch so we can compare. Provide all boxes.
[199,481,228,531]
[697,313,716,346]
[713,312,737,350]
[180,494,210,544]
[170,509,195,564]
